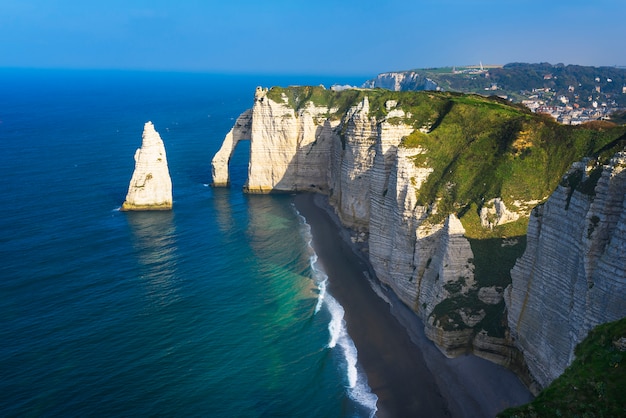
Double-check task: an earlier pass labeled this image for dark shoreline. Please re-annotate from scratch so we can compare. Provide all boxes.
[293,192,533,418]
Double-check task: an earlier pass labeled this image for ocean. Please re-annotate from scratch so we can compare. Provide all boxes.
[0,69,378,417]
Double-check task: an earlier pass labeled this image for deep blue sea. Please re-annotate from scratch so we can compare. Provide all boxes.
[0,69,377,417]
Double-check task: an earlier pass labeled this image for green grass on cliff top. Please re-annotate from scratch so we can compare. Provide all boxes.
[267,85,626,236]
[266,85,452,123]
[403,96,626,231]
[499,317,626,418]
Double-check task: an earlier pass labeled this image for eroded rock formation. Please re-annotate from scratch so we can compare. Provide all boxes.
[246,88,338,193]
[211,88,521,362]
[211,86,626,390]
[122,121,172,211]
[211,88,337,193]
[211,110,252,187]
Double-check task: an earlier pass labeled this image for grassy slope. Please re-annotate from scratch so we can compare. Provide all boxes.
[394,92,625,335]
[498,317,626,418]
[402,94,626,228]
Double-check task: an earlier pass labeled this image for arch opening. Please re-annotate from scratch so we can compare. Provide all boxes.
[228,139,250,190]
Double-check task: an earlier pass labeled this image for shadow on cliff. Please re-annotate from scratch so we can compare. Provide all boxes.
[225,120,334,194]
[468,235,527,288]
[267,120,334,194]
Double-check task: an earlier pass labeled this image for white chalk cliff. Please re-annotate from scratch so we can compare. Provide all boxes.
[211,88,513,361]
[505,152,626,388]
[122,121,173,211]
[211,86,626,390]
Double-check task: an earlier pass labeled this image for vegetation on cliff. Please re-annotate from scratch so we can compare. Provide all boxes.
[264,85,626,341]
[400,93,624,338]
[402,94,626,230]
[266,88,625,227]
[499,317,626,418]
[266,85,452,123]
[266,85,360,118]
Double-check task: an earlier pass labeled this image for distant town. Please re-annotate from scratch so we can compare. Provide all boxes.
[364,63,626,125]
[497,73,622,125]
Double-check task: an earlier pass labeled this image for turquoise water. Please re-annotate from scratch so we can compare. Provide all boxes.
[0,70,376,417]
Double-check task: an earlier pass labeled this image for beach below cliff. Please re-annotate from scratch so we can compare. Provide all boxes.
[293,192,533,418]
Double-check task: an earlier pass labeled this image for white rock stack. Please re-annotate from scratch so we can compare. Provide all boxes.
[121,121,173,211]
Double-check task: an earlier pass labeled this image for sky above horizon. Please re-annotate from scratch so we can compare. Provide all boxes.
[1,0,625,76]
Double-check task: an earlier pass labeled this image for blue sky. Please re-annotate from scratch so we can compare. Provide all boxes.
[1,0,625,75]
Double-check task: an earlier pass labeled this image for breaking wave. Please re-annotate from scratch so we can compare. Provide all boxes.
[294,205,378,417]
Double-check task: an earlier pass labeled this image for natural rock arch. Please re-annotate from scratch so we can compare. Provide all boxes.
[211,109,252,187]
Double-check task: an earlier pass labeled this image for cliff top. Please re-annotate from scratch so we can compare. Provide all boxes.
[264,86,626,238]
[399,94,626,238]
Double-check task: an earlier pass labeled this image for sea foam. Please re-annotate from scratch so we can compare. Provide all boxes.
[295,209,328,314]
[294,205,378,417]
[324,293,378,416]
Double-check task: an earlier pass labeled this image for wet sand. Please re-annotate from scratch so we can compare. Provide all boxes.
[293,193,533,418]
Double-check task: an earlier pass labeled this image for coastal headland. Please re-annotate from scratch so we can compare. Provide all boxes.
[212,84,626,413]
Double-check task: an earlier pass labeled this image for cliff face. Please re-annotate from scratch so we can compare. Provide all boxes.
[505,152,626,388]
[122,122,172,211]
[211,86,626,388]
[362,71,438,91]
[246,88,338,193]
